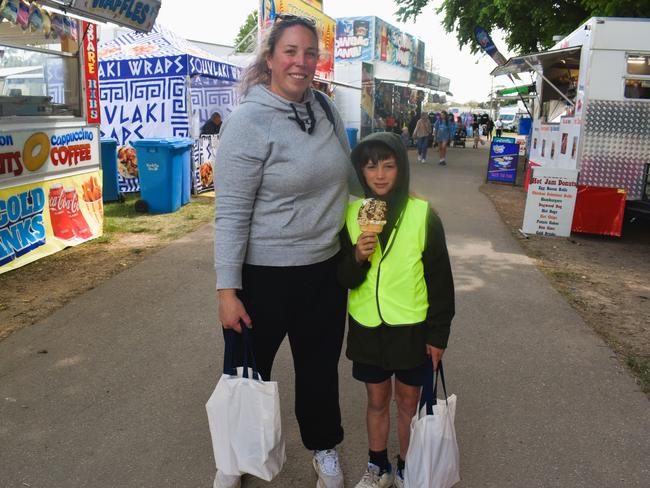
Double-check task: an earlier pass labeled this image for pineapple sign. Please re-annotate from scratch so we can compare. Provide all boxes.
[260,0,335,81]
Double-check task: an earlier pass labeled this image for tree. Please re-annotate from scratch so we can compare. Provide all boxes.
[233,10,258,53]
[394,0,649,54]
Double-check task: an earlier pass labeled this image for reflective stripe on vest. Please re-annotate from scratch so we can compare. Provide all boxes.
[345,197,429,327]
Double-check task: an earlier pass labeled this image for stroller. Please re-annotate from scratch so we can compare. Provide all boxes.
[453,126,467,148]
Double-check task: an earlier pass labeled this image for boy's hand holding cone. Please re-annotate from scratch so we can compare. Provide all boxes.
[356,198,387,263]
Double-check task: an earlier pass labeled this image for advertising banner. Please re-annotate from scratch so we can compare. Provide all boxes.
[302,0,323,9]
[192,135,218,194]
[0,171,103,274]
[409,67,449,92]
[487,140,519,183]
[335,17,374,63]
[0,126,100,189]
[522,168,578,237]
[260,0,335,81]
[361,62,374,138]
[72,0,160,33]
[374,18,422,69]
[83,21,101,125]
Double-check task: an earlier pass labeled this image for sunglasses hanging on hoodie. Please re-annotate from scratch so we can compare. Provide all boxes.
[288,102,317,134]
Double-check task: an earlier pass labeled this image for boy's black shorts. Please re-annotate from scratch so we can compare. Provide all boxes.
[352,361,429,387]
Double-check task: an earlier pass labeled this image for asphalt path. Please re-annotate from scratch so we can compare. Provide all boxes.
[1,142,648,488]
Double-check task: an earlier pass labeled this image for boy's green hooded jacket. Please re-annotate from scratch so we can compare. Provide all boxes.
[338,132,455,370]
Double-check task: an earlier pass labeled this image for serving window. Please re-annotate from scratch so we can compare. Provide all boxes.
[1,15,81,118]
[626,53,650,76]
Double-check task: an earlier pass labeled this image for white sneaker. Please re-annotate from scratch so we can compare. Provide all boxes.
[393,467,405,488]
[354,463,393,488]
[213,471,241,488]
[313,449,344,488]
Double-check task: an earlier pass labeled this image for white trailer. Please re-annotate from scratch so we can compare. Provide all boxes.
[493,17,650,227]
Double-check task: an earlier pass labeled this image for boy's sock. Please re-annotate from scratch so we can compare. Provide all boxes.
[369,449,390,472]
[397,455,406,472]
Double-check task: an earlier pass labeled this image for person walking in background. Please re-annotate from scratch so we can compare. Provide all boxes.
[412,112,432,163]
[201,112,222,135]
[214,14,356,488]
[495,118,503,137]
[471,116,481,148]
[448,116,457,147]
[338,132,455,488]
[408,111,419,147]
[486,117,494,141]
[434,111,452,165]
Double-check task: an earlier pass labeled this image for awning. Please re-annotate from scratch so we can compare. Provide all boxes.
[491,46,581,77]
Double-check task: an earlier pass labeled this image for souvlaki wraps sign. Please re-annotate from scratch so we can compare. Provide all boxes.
[98,56,240,80]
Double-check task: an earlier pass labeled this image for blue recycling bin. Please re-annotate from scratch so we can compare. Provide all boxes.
[168,137,194,205]
[100,138,119,202]
[131,138,182,214]
[346,128,358,149]
[518,117,532,136]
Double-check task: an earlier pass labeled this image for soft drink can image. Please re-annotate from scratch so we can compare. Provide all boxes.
[64,187,93,239]
[48,183,74,240]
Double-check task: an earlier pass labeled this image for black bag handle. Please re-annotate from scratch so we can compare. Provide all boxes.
[223,321,260,380]
[419,361,449,416]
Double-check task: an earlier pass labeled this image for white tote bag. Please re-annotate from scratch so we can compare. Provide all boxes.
[405,362,460,488]
[206,327,285,481]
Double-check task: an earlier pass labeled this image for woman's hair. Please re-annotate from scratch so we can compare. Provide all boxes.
[238,16,319,96]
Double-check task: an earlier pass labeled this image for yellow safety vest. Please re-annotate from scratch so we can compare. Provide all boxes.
[346,197,429,327]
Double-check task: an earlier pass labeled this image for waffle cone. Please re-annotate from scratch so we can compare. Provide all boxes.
[359,222,385,233]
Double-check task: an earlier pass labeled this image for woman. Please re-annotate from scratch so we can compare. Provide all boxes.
[412,112,432,163]
[434,111,452,165]
[214,15,354,488]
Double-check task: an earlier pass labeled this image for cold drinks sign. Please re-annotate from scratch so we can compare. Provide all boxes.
[0,125,102,274]
[522,168,578,237]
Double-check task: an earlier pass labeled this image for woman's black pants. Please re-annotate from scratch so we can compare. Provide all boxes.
[226,255,347,451]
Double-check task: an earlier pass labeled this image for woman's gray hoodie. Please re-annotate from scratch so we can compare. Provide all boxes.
[215,85,355,289]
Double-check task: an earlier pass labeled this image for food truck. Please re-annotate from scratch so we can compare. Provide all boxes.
[0,0,160,274]
[492,17,650,235]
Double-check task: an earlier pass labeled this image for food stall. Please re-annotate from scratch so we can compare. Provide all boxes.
[98,24,242,194]
[334,16,451,139]
[493,17,650,236]
[0,0,160,274]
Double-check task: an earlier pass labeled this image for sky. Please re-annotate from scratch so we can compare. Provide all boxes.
[156,0,519,103]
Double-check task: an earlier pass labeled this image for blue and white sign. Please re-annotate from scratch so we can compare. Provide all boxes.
[72,0,161,33]
[487,141,519,183]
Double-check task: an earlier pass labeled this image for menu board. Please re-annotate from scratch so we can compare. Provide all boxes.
[522,168,578,237]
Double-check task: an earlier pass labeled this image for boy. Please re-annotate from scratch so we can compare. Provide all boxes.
[338,132,455,488]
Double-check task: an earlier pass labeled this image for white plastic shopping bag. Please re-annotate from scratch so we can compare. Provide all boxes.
[405,362,460,488]
[206,327,285,481]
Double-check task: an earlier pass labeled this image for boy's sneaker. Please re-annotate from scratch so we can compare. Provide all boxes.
[393,466,405,488]
[213,471,241,488]
[313,449,344,488]
[354,463,393,488]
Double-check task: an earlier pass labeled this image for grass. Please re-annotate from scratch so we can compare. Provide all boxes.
[626,355,650,394]
[102,193,214,242]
